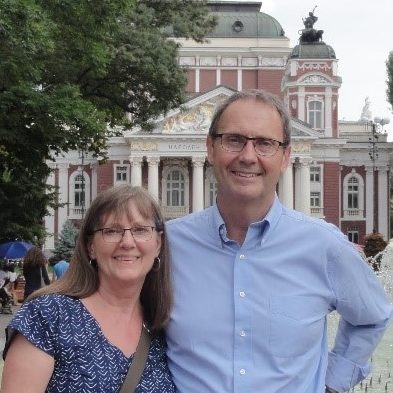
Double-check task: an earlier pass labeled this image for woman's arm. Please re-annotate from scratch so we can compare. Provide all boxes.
[1,333,54,393]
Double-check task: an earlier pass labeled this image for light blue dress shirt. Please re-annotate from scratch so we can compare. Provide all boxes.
[166,198,393,393]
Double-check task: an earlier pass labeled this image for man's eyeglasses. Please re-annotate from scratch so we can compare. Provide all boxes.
[213,133,287,157]
[93,226,157,243]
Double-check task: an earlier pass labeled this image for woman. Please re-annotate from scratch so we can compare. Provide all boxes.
[1,185,175,393]
[22,246,50,300]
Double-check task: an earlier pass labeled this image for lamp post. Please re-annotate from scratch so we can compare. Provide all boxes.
[368,117,390,232]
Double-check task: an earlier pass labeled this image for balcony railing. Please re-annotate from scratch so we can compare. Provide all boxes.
[162,205,189,219]
[343,209,364,219]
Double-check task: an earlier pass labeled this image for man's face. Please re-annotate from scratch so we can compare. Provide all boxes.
[207,98,291,208]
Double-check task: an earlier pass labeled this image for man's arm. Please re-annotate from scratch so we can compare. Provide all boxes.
[326,243,393,392]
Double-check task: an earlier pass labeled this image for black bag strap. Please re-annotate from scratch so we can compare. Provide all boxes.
[119,325,151,393]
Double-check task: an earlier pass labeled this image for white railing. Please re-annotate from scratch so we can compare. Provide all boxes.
[343,209,364,218]
[161,205,189,219]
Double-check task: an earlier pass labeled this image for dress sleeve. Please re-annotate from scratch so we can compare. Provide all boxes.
[8,296,59,357]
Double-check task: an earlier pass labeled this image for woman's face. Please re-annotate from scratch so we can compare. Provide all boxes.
[88,201,162,288]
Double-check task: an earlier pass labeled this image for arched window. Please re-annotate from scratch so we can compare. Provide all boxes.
[161,163,189,218]
[74,174,85,208]
[69,170,90,218]
[308,100,322,129]
[166,170,185,207]
[343,171,364,218]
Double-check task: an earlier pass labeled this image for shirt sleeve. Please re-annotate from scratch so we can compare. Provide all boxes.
[8,296,59,357]
[326,242,393,392]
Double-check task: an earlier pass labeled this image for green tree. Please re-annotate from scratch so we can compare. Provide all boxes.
[0,0,216,243]
[387,51,393,109]
[53,220,79,262]
[364,232,387,257]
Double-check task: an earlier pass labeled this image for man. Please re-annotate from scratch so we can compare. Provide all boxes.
[165,90,393,393]
[52,257,69,281]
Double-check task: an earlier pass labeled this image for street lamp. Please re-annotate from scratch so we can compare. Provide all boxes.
[368,117,390,232]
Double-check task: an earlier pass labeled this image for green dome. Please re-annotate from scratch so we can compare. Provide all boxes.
[207,11,285,38]
[290,42,336,59]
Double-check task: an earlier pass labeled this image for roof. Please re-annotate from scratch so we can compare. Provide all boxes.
[206,1,285,38]
[290,42,336,59]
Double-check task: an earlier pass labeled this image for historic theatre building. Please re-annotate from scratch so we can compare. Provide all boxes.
[44,1,392,250]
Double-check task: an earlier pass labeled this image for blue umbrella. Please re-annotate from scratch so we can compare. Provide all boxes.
[0,241,33,259]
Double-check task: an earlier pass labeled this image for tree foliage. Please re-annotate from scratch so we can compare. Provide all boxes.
[387,51,393,110]
[0,0,216,244]
[363,232,387,258]
[53,220,79,261]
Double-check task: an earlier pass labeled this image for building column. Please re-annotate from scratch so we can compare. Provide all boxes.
[192,156,205,212]
[294,158,311,215]
[216,56,221,86]
[298,87,305,122]
[195,56,200,93]
[147,156,160,201]
[130,156,143,186]
[44,164,56,250]
[280,163,294,209]
[365,166,374,233]
[91,163,98,200]
[325,87,333,137]
[378,166,389,239]
[57,163,69,236]
[299,160,311,215]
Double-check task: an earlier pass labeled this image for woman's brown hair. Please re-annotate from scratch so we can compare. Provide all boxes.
[30,185,172,333]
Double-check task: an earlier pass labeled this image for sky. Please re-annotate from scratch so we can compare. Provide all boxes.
[261,0,393,139]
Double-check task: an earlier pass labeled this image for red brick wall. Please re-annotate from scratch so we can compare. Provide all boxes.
[221,70,237,90]
[323,162,340,226]
[242,70,258,90]
[257,69,285,97]
[96,162,114,193]
[199,70,216,92]
[186,69,196,94]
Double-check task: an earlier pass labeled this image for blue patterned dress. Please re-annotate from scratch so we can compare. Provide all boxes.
[8,294,176,393]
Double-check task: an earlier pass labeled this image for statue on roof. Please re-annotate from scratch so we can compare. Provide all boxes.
[360,97,372,121]
[300,6,324,43]
[303,10,318,29]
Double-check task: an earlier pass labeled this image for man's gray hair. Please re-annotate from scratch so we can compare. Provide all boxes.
[208,90,291,146]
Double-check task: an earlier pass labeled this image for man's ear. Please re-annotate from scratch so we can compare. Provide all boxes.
[206,136,214,165]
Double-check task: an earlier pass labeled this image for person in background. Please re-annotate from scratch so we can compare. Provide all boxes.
[22,246,50,300]
[1,185,175,393]
[51,256,69,281]
[165,90,393,393]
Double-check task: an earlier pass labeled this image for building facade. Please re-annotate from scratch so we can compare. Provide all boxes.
[44,1,392,250]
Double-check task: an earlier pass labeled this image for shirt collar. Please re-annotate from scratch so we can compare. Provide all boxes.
[211,195,283,246]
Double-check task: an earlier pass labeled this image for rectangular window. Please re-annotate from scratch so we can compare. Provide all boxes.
[310,191,320,207]
[115,165,129,182]
[347,231,359,244]
[310,167,320,182]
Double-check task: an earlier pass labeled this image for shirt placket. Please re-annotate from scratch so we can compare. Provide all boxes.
[233,250,253,393]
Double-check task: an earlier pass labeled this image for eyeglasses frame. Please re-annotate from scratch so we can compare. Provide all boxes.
[92,226,158,243]
[213,133,288,157]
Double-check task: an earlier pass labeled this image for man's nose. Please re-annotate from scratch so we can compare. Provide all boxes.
[239,140,258,161]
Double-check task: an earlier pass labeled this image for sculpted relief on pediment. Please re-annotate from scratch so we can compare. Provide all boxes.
[161,100,221,134]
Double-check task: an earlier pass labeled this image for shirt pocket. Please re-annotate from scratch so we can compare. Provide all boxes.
[269,295,327,358]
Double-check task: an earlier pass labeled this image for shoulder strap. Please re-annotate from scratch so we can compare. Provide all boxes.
[119,325,151,393]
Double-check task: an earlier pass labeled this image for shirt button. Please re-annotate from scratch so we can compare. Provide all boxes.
[240,368,246,375]
[239,254,245,259]
[240,330,246,337]
[239,291,246,298]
